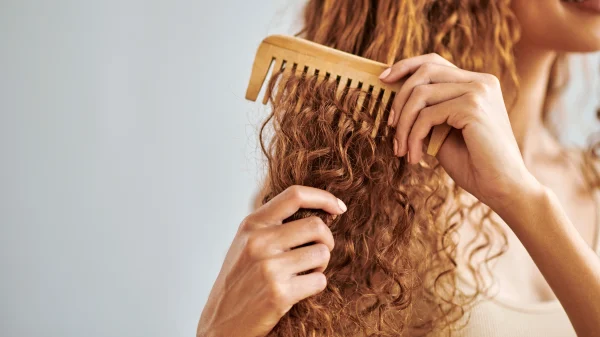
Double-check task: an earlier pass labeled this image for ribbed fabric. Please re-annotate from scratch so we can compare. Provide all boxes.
[455,192,600,337]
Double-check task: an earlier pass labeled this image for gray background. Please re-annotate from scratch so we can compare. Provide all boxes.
[0,1,598,337]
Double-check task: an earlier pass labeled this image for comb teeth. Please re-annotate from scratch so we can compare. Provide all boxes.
[257,58,396,110]
[274,60,293,103]
[255,57,395,134]
[336,76,349,100]
[262,58,284,105]
[245,35,452,155]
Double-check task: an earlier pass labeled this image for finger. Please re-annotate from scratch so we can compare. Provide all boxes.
[379,53,457,83]
[393,82,475,156]
[275,243,331,274]
[435,129,469,175]
[388,63,481,127]
[286,272,327,304]
[250,185,347,227]
[269,215,334,252]
[406,94,475,164]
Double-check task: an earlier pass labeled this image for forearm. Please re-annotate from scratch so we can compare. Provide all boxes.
[496,183,600,336]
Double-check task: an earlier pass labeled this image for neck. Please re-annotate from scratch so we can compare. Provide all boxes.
[510,43,559,163]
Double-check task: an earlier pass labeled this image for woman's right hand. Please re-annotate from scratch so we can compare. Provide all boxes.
[197,185,347,337]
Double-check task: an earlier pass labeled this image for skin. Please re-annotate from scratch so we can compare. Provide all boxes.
[198,1,600,336]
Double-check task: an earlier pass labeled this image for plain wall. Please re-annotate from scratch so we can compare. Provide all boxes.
[0,1,598,337]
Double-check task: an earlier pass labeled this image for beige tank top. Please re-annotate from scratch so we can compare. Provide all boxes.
[455,192,600,337]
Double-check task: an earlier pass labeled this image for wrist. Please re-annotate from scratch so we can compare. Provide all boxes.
[488,171,548,226]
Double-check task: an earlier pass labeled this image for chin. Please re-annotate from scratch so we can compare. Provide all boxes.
[512,0,600,53]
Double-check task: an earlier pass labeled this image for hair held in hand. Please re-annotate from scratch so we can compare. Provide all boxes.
[257,1,598,336]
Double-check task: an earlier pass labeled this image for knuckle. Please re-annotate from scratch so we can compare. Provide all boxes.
[239,215,256,231]
[483,73,500,87]
[420,105,432,117]
[417,107,435,125]
[267,281,289,307]
[259,259,278,279]
[465,92,480,106]
[314,273,327,291]
[420,62,436,73]
[245,232,265,257]
[305,243,330,260]
[314,243,331,262]
[427,52,442,61]
[472,81,488,93]
[412,84,429,98]
[285,185,304,202]
[392,60,405,71]
[306,216,326,232]
[464,93,484,115]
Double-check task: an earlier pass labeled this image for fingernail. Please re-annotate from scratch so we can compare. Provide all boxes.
[393,139,398,156]
[379,68,391,80]
[338,199,348,212]
[388,108,395,126]
[407,151,411,164]
[337,198,347,212]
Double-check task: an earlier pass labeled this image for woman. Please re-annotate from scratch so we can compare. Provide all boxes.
[198,1,600,336]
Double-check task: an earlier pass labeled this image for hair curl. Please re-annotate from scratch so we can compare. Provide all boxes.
[256,1,599,336]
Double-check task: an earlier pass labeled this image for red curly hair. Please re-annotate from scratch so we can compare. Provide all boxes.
[256,1,599,336]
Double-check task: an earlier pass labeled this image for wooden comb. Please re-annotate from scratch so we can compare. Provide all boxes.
[245,35,451,156]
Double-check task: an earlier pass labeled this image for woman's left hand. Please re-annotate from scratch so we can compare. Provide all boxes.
[379,53,541,212]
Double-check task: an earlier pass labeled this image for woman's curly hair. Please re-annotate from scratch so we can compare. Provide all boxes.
[256,1,599,336]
